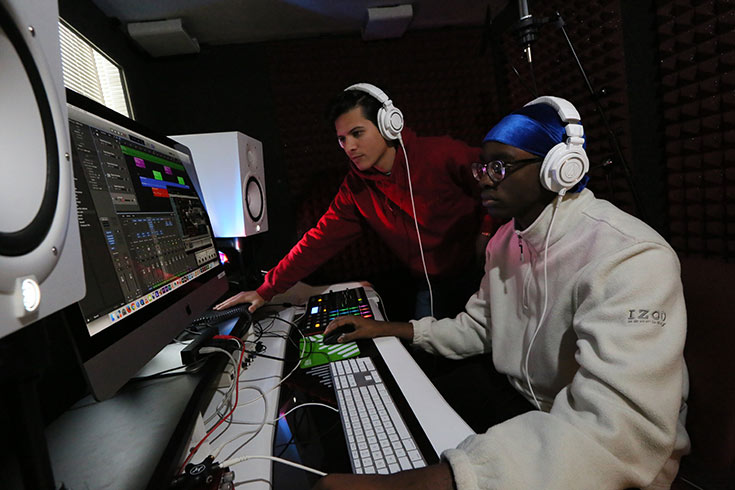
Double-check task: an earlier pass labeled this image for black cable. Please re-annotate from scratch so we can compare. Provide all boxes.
[263,302,305,308]
[512,65,538,99]
[244,350,290,362]
[508,9,648,222]
[555,13,647,222]
[528,59,539,98]
[130,357,208,381]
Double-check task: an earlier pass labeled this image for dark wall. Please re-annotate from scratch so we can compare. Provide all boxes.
[59,0,295,278]
[263,26,501,285]
[59,0,502,290]
[655,0,735,260]
[59,0,735,290]
[130,44,295,282]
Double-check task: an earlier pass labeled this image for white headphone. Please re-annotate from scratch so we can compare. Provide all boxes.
[524,96,589,195]
[344,83,435,316]
[344,83,404,141]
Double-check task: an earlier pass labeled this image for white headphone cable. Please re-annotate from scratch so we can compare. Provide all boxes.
[524,192,564,410]
[398,134,434,318]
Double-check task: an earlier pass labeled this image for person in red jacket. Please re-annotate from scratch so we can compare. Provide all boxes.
[214,83,488,320]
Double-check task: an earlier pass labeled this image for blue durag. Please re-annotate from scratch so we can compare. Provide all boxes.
[482,103,589,192]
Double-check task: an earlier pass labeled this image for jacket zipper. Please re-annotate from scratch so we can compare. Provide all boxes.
[515,230,524,262]
[516,231,532,310]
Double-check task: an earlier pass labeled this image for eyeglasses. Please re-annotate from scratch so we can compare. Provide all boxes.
[471,157,543,183]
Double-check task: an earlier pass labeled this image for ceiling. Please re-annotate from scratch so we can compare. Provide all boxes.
[90,0,510,46]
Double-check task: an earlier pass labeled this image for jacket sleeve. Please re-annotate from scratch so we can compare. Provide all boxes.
[442,243,688,490]
[256,180,364,300]
[411,276,492,359]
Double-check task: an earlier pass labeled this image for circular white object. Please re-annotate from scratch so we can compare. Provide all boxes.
[0,7,71,293]
[245,177,264,221]
[389,111,404,131]
[21,277,41,312]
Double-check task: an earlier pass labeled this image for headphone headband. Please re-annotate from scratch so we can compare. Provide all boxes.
[345,83,390,105]
[344,82,404,141]
[524,96,589,195]
[525,96,581,124]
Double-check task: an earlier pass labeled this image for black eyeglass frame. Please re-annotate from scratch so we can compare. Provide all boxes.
[471,157,543,183]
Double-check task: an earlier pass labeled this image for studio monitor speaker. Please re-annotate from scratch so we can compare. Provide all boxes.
[171,131,268,238]
[362,4,413,41]
[127,18,200,58]
[0,0,85,339]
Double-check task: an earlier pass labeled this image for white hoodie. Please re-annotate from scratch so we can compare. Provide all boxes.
[411,189,689,490]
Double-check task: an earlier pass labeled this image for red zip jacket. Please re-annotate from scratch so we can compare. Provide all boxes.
[256,129,485,300]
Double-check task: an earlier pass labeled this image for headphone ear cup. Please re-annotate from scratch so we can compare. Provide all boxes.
[539,143,589,193]
[377,104,404,141]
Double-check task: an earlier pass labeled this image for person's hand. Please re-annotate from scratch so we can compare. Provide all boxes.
[312,463,454,490]
[323,316,413,343]
[323,316,384,343]
[213,290,265,313]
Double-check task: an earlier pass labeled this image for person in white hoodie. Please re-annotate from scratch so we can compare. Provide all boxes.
[316,96,690,490]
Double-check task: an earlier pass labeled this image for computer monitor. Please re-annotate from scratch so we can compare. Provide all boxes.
[64,89,228,400]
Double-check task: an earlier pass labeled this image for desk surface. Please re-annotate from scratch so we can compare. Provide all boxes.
[46,282,474,489]
[45,315,248,490]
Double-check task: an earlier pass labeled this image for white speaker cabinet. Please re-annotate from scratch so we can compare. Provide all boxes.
[0,0,86,339]
[170,131,268,238]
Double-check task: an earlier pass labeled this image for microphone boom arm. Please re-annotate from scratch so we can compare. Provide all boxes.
[520,11,648,222]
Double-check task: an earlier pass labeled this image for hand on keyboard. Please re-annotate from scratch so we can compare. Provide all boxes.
[324,316,414,343]
[213,290,264,313]
[323,316,381,343]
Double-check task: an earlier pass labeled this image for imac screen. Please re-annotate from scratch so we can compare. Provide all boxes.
[64,89,228,400]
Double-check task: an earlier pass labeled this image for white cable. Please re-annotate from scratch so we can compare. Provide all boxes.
[367,287,390,322]
[205,319,307,460]
[225,402,338,426]
[399,134,434,318]
[524,193,564,410]
[220,328,307,460]
[236,325,306,406]
[200,347,240,425]
[679,477,706,490]
[210,386,268,461]
[182,346,244,465]
[200,347,241,426]
[272,402,338,423]
[219,455,327,477]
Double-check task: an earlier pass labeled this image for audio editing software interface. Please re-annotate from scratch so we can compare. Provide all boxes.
[68,105,219,337]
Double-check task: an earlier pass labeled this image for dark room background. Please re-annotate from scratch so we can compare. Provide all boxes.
[59,0,735,295]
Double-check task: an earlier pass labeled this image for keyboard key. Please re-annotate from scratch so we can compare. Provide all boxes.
[330,358,426,475]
